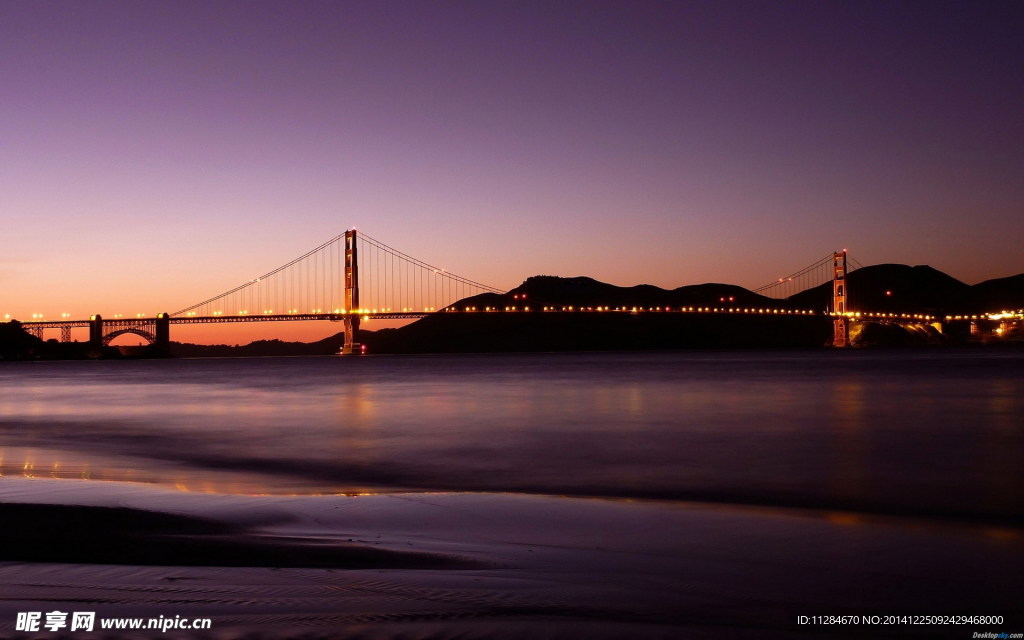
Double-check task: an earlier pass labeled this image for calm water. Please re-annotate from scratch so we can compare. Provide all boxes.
[1,350,1022,521]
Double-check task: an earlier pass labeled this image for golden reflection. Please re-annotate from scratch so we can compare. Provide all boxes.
[988,379,1017,425]
[982,379,1023,513]
[982,527,1020,541]
[335,382,377,425]
[592,385,618,417]
[332,382,377,466]
[626,385,644,416]
[0,446,372,496]
[824,511,863,526]
[847,322,865,343]
[828,381,868,504]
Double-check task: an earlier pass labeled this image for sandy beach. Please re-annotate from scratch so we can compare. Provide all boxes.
[1,476,1022,639]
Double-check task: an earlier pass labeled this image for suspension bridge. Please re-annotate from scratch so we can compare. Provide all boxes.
[12,230,970,354]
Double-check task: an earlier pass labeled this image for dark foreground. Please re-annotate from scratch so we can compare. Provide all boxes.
[1,480,1022,639]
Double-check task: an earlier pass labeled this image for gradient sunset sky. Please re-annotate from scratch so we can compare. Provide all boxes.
[3,1,1022,343]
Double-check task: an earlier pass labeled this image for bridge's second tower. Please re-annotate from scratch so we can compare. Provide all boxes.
[832,251,848,347]
[341,229,361,354]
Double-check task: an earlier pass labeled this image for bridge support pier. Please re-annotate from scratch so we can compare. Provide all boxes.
[89,315,104,352]
[153,312,171,356]
[342,316,361,355]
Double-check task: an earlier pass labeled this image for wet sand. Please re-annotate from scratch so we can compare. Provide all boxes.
[1,477,1022,639]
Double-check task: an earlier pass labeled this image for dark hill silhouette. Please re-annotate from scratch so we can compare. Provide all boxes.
[787,265,970,313]
[785,265,1024,314]
[968,273,1024,312]
[460,267,1023,317]
[362,274,832,353]
[364,312,830,353]
[464,275,781,310]
[365,267,1022,353]
[0,321,43,360]
[0,322,118,360]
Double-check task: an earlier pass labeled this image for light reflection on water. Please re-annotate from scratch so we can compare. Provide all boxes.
[0,351,1022,518]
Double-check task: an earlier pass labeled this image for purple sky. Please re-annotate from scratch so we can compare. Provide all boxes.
[3,1,1023,342]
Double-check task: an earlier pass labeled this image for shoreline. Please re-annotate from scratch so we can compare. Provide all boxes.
[5,337,1023,362]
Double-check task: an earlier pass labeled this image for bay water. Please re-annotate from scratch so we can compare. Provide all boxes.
[1,350,1021,522]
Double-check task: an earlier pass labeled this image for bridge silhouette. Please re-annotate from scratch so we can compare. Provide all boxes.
[16,230,949,353]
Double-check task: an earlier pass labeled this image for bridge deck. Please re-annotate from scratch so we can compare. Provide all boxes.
[15,307,960,331]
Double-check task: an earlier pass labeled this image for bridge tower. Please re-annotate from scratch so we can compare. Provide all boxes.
[341,229,361,354]
[832,251,848,347]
